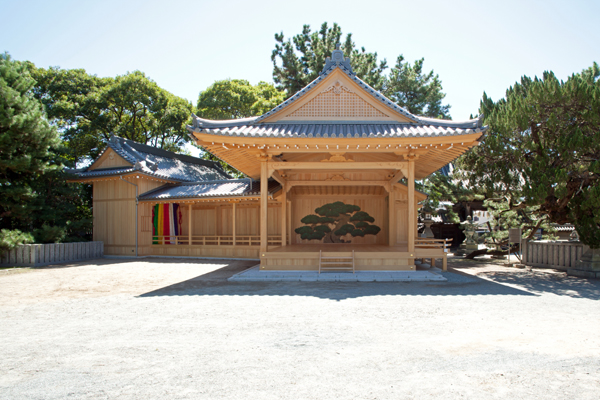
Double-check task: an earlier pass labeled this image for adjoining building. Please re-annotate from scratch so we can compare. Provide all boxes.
[70,47,486,271]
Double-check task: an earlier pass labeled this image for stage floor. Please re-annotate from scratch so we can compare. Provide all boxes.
[267,244,409,253]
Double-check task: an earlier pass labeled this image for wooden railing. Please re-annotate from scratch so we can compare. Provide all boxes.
[415,238,452,252]
[152,235,282,247]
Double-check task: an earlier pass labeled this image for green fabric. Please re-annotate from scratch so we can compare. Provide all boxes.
[153,204,159,244]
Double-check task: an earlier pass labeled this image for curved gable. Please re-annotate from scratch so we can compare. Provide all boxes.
[261,69,414,123]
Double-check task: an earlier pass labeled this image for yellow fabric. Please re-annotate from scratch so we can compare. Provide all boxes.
[157,204,164,237]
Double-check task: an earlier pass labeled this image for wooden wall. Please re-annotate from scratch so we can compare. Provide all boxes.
[392,184,421,246]
[93,177,165,256]
[94,178,421,257]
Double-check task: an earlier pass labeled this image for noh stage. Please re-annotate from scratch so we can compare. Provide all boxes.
[261,241,450,272]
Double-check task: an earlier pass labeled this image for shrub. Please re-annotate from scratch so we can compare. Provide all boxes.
[33,225,66,244]
[0,229,34,255]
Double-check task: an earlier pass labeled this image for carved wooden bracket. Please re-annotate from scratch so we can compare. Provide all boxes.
[321,152,354,162]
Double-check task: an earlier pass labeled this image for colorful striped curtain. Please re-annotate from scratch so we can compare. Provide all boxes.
[152,203,181,244]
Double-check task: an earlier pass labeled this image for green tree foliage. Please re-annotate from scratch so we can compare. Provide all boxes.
[295,202,381,243]
[384,56,451,118]
[0,229,34,256]
[461,63,600,248]
[0,53,60,229]
[272,22,387,95]
[197,79,284,120]
[196,79,284,177]
[271,22,450,118]
[417,171,478,223]
[32,67,193,164]
[0,54,92,239]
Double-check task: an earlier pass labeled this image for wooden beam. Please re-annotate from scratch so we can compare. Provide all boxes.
[191,131,484,148]
[407,157,415,255]
[388,168,407,185]
[270,161,408,170]
[260,159,268,252]
[287,200,292,246]
[188,203,192,245]
[389,190,396,247]
[271,170,286,186]
[286,180,390,187]
[281,183,287,247]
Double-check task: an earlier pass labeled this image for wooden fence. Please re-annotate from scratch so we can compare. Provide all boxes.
[0,241,104,267]
[522,240,588,271]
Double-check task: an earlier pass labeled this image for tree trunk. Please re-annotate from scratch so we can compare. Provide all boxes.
[327,214,351,243]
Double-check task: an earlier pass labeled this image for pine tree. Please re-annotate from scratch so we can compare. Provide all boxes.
[461,63,600,248]
[272,22,387,96]
[0,53,60,230]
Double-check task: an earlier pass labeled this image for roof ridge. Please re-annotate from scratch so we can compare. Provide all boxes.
[115,136,227,172]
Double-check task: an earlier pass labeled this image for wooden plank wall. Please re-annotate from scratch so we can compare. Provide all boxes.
[393,186,419,246]
[94,177,165,256]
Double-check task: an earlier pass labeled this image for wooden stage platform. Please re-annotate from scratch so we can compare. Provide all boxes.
[260,244,414,271]
[261,244,448,271]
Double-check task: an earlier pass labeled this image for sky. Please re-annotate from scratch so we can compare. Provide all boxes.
[3,0,599,122]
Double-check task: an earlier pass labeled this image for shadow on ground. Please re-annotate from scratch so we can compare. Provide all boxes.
[468,269,600,300]
[138,261,541,301]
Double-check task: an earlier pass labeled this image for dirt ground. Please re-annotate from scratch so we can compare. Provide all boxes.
[0,256,599,399]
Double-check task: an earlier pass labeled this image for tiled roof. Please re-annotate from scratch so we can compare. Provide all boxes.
[69,136,230,182]
[189,122,485,139]
[188,48,486,137]
[551,223,575,232]
[139,179,281,200]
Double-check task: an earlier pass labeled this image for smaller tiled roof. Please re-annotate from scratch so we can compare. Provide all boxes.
[139,179,281,201]
[551,223,575,232]
[69,136,230,182]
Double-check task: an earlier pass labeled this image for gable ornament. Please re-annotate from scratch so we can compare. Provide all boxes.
[321,152,354,162]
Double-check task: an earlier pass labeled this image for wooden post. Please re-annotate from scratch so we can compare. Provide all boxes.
[287,200,292,245]
[407,157,415,254]
[281,184,287,247]
[232,202,237,246]
[260,158,268,252]
[188,203,192,245]
[388,189,396,247]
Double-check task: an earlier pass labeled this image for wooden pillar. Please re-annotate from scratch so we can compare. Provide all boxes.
[287,199,292,245]
[388,188,396,247]
[407,157,415,254]
[260,159,268,252]
[281,184,287,246]
[232,202,237,246]
[188,203,192,245]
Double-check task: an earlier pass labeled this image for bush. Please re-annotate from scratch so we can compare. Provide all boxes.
[0,229,34,255]
[33,225,66,244]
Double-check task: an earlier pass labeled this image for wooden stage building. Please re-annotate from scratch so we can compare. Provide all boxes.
[70,47,486,272]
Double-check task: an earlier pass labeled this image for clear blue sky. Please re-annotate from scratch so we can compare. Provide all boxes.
[3,0,599,121]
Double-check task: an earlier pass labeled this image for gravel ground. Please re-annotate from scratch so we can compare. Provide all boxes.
[0,257,599,399]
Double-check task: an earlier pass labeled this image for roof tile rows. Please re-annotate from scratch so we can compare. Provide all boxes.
[69,136,229,182]
[194,123,485,139]
[139,179,281,200]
